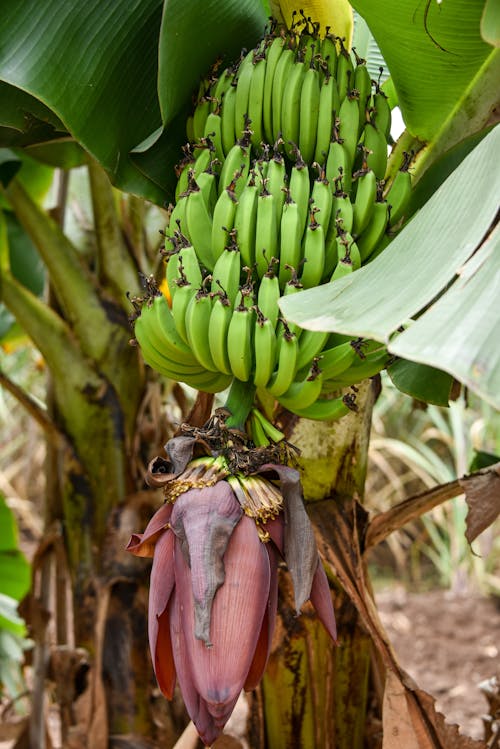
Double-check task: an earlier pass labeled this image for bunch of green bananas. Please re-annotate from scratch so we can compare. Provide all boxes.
[134,16,412,421]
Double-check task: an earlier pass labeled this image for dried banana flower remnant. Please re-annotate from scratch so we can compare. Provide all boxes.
[127,438,337,746]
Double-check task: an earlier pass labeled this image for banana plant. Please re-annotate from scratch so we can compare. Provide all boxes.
[0,0,498,748]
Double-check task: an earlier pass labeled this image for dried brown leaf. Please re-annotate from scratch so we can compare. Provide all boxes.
[383,670,486,749]
[310,499,487,749]
[461,464,500,544]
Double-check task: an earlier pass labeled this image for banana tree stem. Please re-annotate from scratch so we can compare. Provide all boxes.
[224,379,256,430]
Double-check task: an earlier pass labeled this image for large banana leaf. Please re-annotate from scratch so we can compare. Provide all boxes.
[351,0,500,168]
[0,0,268,203]
[280,125,500,408]
[0,0,167,201]
[390,225,500,410]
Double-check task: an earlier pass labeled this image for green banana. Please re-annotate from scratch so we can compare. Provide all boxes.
[184,181,215,271]
[278,191,303,289]
[266,147,287,218]
[251,407,285,443]
[233,177,258,268]
[338,91,361,163]
[289,394,351,421]
[221,83,238,156]
[253,307,278,387]
[299,61,321,164]
[372,85,391,140]
[166,192,189,241]
[385,158,412,226]
[227,299,255,382]
[321,31,338,77]
[352,166,377,235]
[211,66,234,109]
[319,340,357,379]
[324,344,389,387]
[331,188,354,233]
[336,44,354,101]
[277,363,323,411]
[255,185,278,278]
[363,121,388,180]
[211,181,238,263]
[311,167,333,230]
[323,227,339,280]
[165,242,202,304]
[185,286,217,371]
[295,328,329,372]
[251,408,285,443]
[218,137,251,195]
[171,276,197,345]
[195,165,218,214]
[331,231,361,281]
[203,108,224,165]
[257,264,280,328]
[192,95,211,142]
[299,25,318,69]
[272,47,295,140]
[281,57,306,159]
[263,34,287,144]
[135,319,205,380]
[281,268,306,338]
[289,151,310,232]
[208,292,233,375]
[314,73,341,164]
[210,242,241,306]
[165,245,181,303]
[265,322,299,397]
[247,51,267,149]
[191,146,212,180]
[234,48,257,141]
[174,153,194,202]
[353,56,372,119]
[357,200,389,261]
[152,294,200,365]
[186,114,195,143]
[326,137,352,194]
[249,409,270,446]
[300,209,325,289]
[182,368,233,393]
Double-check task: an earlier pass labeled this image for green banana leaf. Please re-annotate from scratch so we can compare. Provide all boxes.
[0,0,166,202]
[390,224,500,410]
[0,207,46,341]
[0,151,53,210]
[280,125,500,409]
[0,495,30,605]
[158,0,269,126]
[386,360,456,407]
[0,0,269,203]
[350,0,500,170]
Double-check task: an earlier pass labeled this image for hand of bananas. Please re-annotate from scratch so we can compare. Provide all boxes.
[133,16,412,421]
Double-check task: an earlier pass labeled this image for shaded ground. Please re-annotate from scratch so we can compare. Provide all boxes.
[376,587,500,741]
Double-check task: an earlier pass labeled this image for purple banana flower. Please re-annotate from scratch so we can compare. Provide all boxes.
[127,437,336,746]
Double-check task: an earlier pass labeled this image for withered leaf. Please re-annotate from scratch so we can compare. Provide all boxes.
[383,670,486,749]
[461,463,500,544]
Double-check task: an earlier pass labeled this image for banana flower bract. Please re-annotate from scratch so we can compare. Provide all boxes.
[127,435,336,746]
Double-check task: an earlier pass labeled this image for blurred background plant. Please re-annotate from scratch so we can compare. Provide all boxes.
[366,374,500,594]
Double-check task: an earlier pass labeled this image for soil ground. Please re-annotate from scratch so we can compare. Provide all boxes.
[376,587,500,741]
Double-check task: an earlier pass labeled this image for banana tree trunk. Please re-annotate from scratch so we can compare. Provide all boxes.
[250,381,378,749]
[1,170,189,748]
